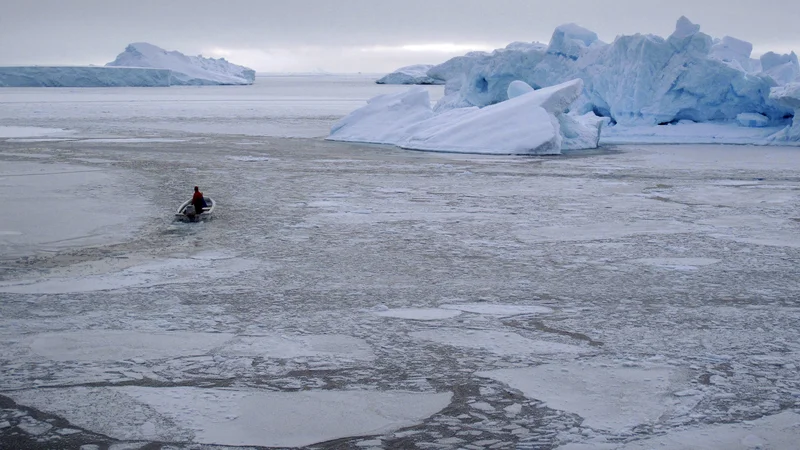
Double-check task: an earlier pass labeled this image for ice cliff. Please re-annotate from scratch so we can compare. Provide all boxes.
[0,66,172,87]
[376,64,444,85]
[107,43,255,85]
[429,17,799,128]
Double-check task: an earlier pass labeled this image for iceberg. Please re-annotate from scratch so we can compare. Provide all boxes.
[427,16,796,130]
[106,43,255,85]
[329,79,600,155]
[0,43,255,88]
[328,87,435,146]
[376,64,444,85]
[769,83,800,140]
[0,66,172,87]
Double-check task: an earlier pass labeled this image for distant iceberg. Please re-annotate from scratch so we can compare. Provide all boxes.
[106,43,255,86]
[376,64,444,85]
[0,66,172,87]
[0,43,255,87]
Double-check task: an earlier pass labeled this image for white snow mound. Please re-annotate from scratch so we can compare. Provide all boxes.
[106,42,255,85]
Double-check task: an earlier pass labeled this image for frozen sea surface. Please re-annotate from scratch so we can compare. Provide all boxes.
[1,77,799,449]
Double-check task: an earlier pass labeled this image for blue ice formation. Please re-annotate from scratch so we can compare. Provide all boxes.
[429,17,800,127]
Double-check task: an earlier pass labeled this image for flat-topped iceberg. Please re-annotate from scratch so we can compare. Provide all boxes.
[328,79,602,155]
[376,64,444,85]
[0,66,172,87]
[0,43,255,88]
[427,17,798,132]
[107,43,255,85]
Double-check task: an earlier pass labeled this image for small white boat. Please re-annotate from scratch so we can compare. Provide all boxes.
[175,197,215,222]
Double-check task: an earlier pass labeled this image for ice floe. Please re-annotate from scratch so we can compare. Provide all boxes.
[7,387,452,447]
[440,303,554,316]
[411,329,587,356]
[374,308,463,321]
[479,361,684,432]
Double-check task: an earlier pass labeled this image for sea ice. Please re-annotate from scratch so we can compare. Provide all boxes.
[224,334,376,360]
[0,126,71,138]
[609,411,800,449]
[439,303,553,316]
[411,329,587,356]
[374,308,463,321]
[7,387,452,447]
[479,362,679,431]
[24,331,234,362]
[376,64,444,85]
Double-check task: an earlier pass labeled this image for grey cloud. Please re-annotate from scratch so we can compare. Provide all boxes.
[1,0,799,71]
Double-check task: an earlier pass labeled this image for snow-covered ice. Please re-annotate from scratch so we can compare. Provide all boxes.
[479,361,679,431]
[0,43,254,87]
[562,411,800,449]
[412,329,588,356]
[377,64,444,85]
[6,387,452,447]
[439,303,553,316]
[329,79,599,154]
[374,308,463,320]
[0,125,72,138]
[25,331,233,362]
[107,43,256,86]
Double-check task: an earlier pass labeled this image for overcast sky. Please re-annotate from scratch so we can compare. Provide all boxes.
[2,0,799,73]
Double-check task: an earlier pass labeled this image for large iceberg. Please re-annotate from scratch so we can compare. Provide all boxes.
[328,79,601,155]
[428,17,798,129]
[107,43,255,85]
[376,64,444,85]
[0,66,172,87]
[769,83,800,140]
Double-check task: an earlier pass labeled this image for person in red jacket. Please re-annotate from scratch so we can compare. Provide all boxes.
[191,186,206,218]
